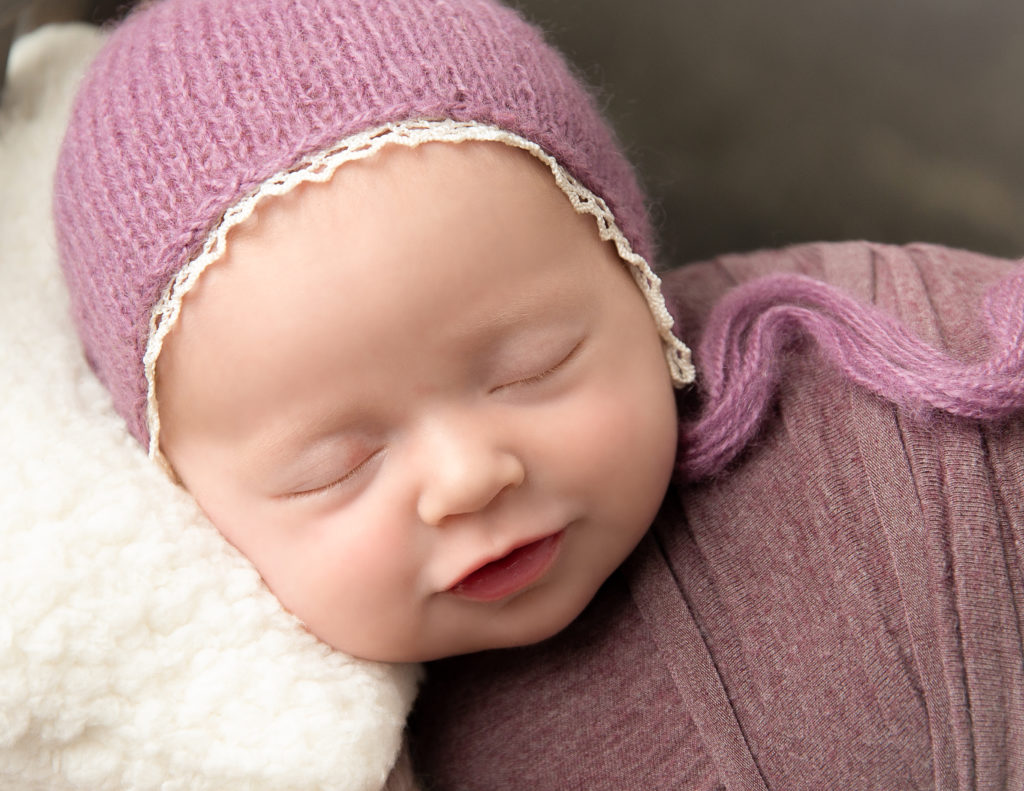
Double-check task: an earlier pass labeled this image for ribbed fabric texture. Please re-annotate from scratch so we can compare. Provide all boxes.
[54,0,650,446]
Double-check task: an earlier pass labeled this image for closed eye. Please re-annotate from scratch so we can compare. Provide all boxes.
[281,448,386,500]
[490,339,585,393]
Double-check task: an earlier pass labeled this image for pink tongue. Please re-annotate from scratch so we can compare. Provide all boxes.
[452,535,558,601]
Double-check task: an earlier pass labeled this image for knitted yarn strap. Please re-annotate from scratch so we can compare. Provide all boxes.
[677,265,1024,482]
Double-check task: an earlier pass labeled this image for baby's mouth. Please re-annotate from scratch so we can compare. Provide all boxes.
[447,531,564,602]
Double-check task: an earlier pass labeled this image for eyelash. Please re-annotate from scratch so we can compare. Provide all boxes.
[284,448,384,500]
[492,339,585,393]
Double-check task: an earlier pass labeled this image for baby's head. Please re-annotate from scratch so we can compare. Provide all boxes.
[55,0,694,661]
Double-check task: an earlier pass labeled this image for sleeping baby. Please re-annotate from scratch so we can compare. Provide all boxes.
[55,0,1024,787]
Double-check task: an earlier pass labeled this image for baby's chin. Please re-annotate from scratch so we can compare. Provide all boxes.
[364,621,580,665]
[353,583,604,664]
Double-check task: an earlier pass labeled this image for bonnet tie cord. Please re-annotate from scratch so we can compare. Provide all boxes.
[677,266,1024,482]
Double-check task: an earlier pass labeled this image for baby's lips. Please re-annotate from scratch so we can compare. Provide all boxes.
[447,531,565,602]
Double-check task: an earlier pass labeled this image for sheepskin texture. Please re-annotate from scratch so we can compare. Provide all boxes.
[0,24,420,790]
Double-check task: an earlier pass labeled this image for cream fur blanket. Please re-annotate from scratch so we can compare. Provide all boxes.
[0,24,419,790]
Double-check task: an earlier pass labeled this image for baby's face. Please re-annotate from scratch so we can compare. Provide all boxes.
[156,141,678,662]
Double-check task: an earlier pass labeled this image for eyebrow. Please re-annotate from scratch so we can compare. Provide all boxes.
[240,417,372,490]
[456,291,590,360]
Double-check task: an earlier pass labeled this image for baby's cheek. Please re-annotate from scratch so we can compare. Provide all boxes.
[251,510,403,643]
[560,379,675,520]
[312,508,422,600]
[307,509,434,657]
[563,389,655,466]
[342,518,412,581]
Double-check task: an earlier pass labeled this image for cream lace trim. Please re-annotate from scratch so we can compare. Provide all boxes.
[144,119,695,466]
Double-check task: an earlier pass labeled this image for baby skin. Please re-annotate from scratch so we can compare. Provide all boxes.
[155,141,679,662]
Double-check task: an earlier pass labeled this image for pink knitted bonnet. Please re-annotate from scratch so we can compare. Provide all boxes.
[54,0,694,461]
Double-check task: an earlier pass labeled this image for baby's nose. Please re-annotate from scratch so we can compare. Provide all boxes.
[415,415,525,526]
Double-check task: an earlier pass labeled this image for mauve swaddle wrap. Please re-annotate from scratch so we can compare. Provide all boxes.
[410,241,1024,791]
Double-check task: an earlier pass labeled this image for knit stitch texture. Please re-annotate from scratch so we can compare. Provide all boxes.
[676,255,1024,480]
[54,0,654,447]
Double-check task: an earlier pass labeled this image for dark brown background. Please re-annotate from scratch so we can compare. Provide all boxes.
[11,0,1024,267]
[510,0,1024,266]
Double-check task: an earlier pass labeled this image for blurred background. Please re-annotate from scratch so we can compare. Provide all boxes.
[7,0,1024,267]
[512,0,1024,266]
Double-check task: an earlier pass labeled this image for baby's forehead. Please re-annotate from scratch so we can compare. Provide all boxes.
[232,139,552,244]
[205,139,604,320]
